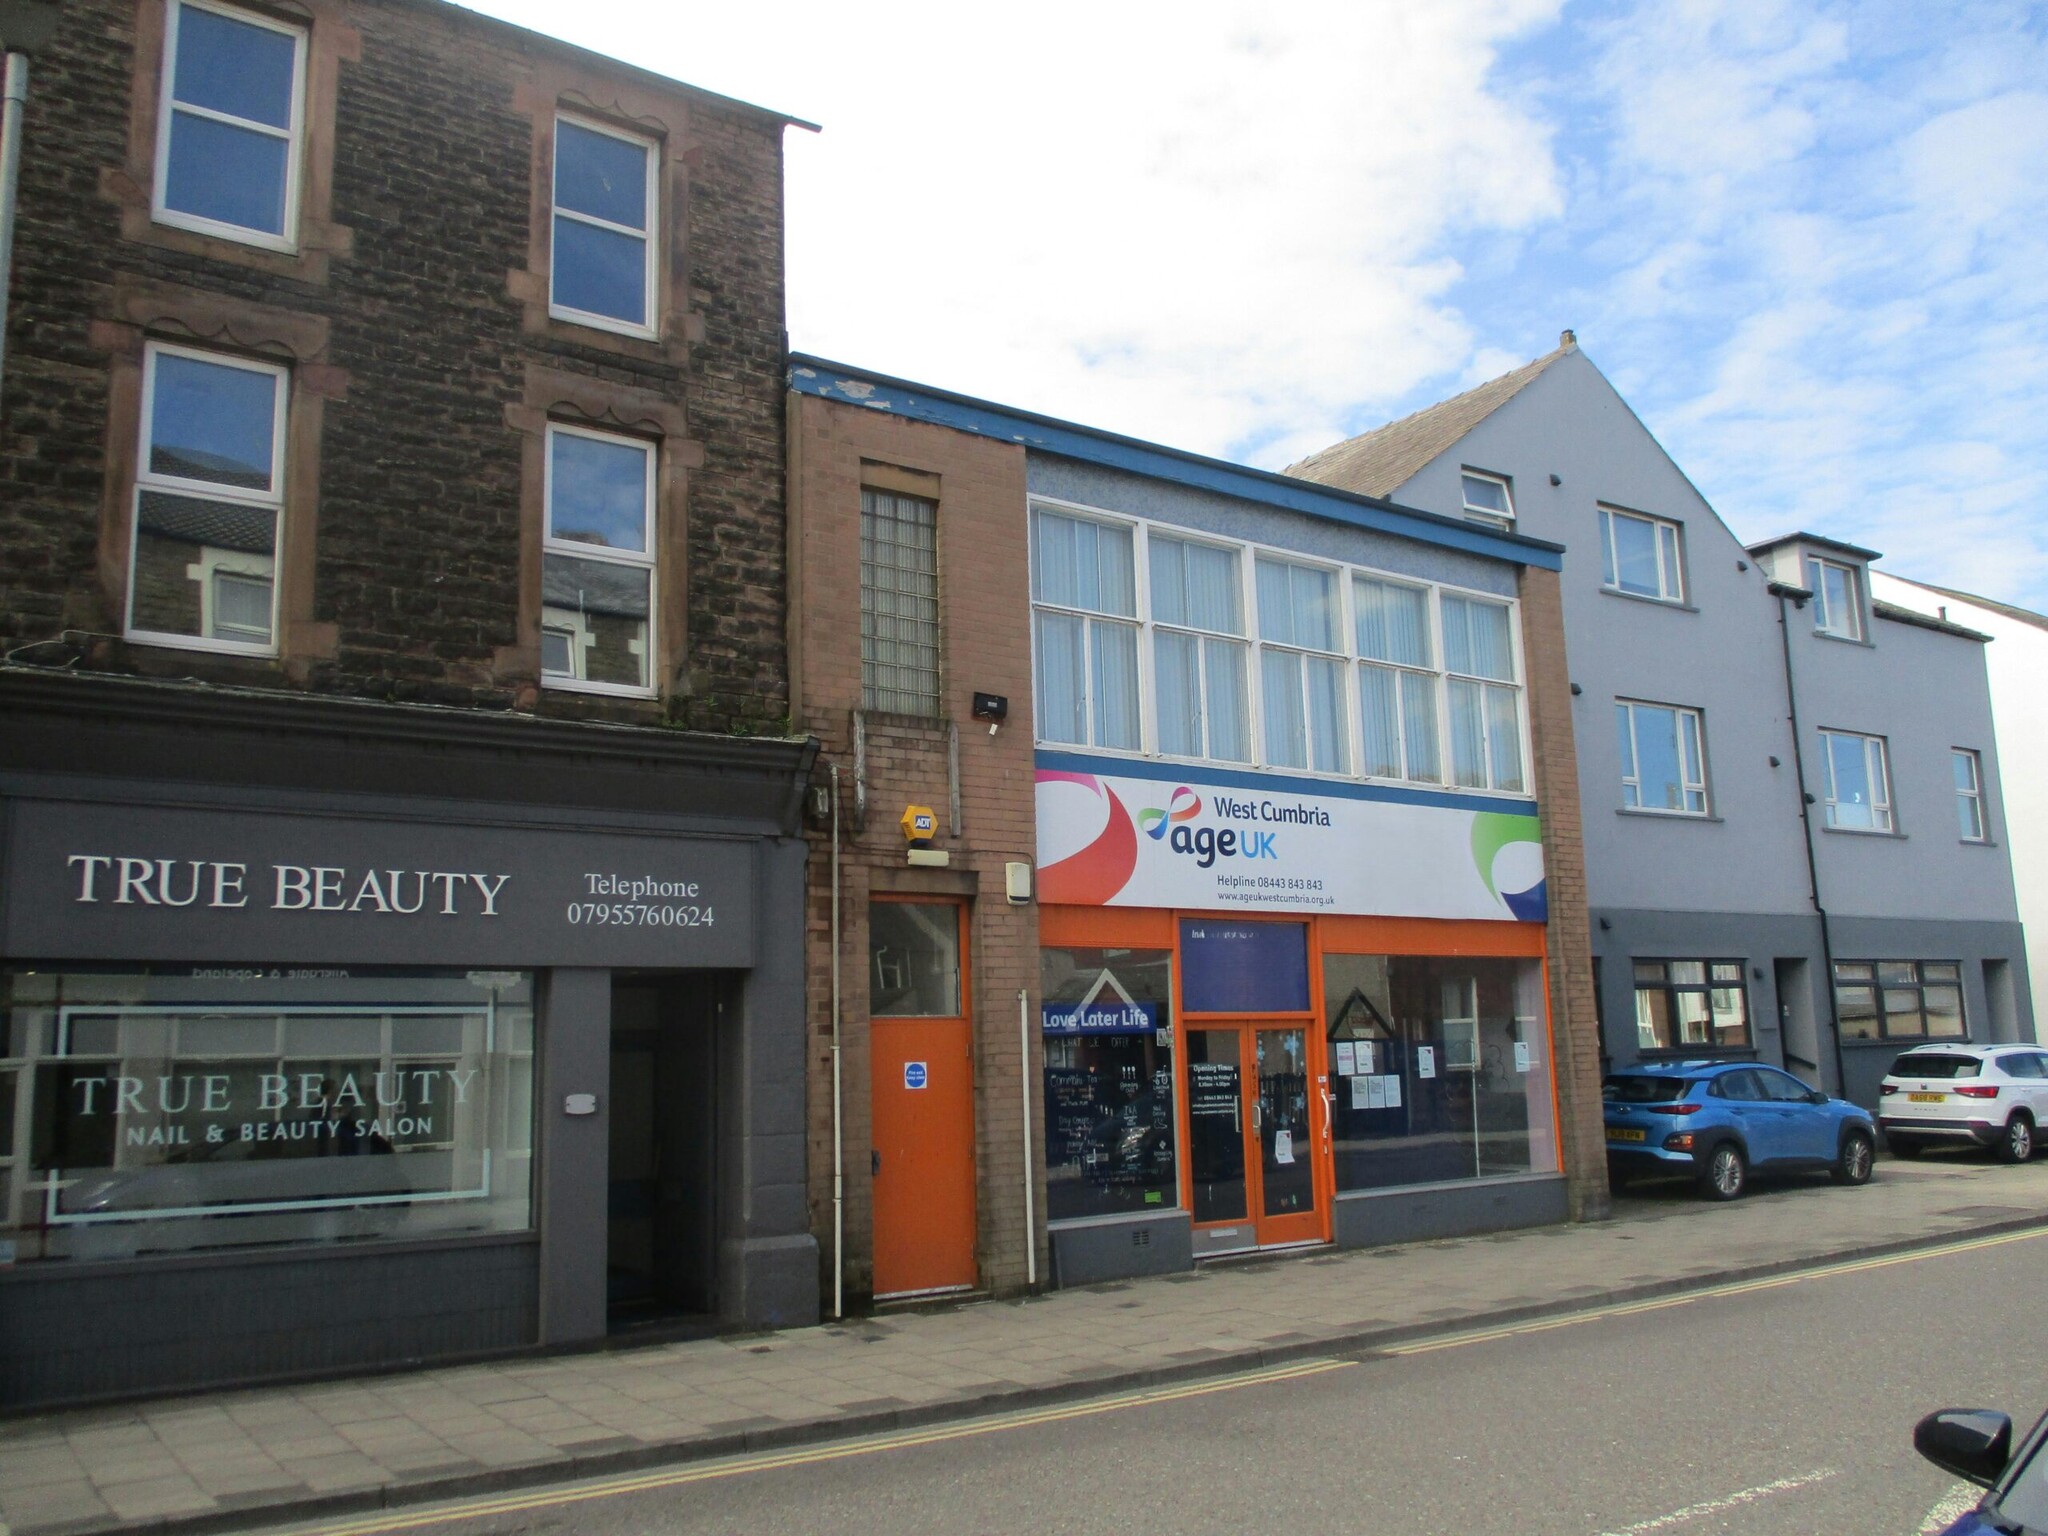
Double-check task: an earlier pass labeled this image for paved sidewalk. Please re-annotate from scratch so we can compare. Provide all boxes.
[5,1156,2045,1536]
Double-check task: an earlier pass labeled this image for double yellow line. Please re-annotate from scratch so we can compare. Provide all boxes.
[271,1224,2046,1536]
[277,1358,1353,1536]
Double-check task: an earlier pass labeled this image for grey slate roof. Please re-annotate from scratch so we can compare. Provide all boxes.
[1283,338,1577,497]
[1871,599,1992,643]
[136,492,274,554]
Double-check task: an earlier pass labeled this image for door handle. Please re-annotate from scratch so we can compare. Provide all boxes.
[871,1148,881,1176]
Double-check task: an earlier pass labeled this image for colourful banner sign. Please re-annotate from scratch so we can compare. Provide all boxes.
[1035,755,1545,922]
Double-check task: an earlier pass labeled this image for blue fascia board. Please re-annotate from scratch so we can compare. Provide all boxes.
[789,355,1565,572]
[1034,748,1541,818]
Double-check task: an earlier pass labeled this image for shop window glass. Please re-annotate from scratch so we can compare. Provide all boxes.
[0,967,534,1264]
[870,902,961,1016]
[1833,960,1965,1039]
[1322,953,1557,1192]
[1039,947,1176,1222]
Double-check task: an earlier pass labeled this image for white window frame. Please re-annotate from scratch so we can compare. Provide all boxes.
[1806,555,1865,641]
[1440,593,1528,794]
[1460,469,1514,528]
[549,114,660,340]
[1819,729,1894,833]
[1025,497,1533,799]
[1353,573,1442,786]
[1954,748,1987,842]
[540,422,658,699]
[152,0,308,253]
[126,340,289,657]
[1615,699,1709,815]
[1028,502,1143,754]
[1146,529,1252,765]
[1253,554,1348,775]
[1598,505,1685,604]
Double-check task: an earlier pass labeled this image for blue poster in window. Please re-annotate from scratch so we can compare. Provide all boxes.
[1179,920,1309,1013]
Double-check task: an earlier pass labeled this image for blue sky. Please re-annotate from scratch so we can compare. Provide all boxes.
[461,0,2048,610]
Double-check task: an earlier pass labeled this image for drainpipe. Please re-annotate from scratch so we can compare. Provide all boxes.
[1018,988,1036,1290]
[1772,581,1849,1098]
[829,763,844,1320]
[0,50,29,404]
[0,0,57,408]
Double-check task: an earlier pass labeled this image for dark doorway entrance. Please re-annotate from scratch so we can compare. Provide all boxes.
[608,975,719,1332]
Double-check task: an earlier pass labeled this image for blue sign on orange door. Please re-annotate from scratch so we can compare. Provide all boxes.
[904,1061,928,1089]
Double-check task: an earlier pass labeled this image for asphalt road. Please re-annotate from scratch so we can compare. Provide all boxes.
[264,1229,2048,1536]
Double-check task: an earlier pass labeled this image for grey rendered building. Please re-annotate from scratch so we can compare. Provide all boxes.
[1288,335,2032,1110]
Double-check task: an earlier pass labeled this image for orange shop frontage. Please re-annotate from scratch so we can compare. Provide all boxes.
[1036,756,1568,1286]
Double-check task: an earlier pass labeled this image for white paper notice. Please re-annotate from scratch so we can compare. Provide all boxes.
[1274,1129,1295,1164]
[1350,1074,1371,1109]
[1418,1046,1437,1079]
[1367,1075,1388,1109]
[1514,1040,1532,1073]
[1335,1041,1356,1076]
[1384,1074,1402,1108]
[1356,1040,1375,1075]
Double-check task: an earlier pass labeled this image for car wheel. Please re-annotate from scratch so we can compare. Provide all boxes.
[1832,1128,1875,1185]
[1699,1142,1746,1201]
[1889,1136,1924,1158]
[1996,1113,2034,1165]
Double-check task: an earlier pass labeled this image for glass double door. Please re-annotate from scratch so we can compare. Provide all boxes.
[1185,1023,1324,1253]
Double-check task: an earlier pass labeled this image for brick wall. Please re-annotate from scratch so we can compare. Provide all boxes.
[1519,565,1611,1220]
[788,392,1043,1304]
[0,0,790,732]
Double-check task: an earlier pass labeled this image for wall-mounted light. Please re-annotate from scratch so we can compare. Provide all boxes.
[972,691,1009,736]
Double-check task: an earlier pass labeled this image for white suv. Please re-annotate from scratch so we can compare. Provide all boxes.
[1879,1044,2048,1163]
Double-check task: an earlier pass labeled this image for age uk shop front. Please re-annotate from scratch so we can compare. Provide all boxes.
[1036,761,1565,1286]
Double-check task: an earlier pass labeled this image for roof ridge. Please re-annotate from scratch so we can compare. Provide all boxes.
[1283,338,1576,499]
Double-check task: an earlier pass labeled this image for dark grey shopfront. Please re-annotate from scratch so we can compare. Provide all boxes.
[0,672,816,1408]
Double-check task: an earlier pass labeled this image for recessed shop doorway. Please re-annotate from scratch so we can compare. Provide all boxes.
[608,976,718,1331]
[1185,1022,1324,1256]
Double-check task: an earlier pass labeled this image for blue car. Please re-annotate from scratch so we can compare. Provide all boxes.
[1603,1060,1877,1199]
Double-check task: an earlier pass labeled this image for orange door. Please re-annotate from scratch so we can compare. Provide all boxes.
[1185,1022,1326,1252]
[869,899,976,1297]
[1249,1025,1323,1247]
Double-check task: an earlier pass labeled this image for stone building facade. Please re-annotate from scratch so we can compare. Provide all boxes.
[0,0,817,1407]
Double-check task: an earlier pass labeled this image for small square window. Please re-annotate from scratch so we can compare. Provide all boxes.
[1805,556,1865,640]
[127,342,287,655]
[1460,471,1513,526]
[551,116,657,336]
[542,424,657,695]
[153,0,306,249]
[1616,699,1709,815]
[1599,506,1685,603]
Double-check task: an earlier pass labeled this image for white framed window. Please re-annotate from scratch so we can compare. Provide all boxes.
[1599,506,1684,603]
[1254,557,1347,773]
[1031,507,1140,751]
[541,423,657,696]
[1354,575,1440,783]
[551,115,658,337]
[860,489,941,716]
[1441,594,1525,793]
[1820,729,1893,832]
[1616,700,1708,815]
[1954,749,1987,842]
[127,342,288,655]
[153,0,307,250]
[1805,555,1864,640]
[1460,470,1513,527]
[1149,533,1250,763]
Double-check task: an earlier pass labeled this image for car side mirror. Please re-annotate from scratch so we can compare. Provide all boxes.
[1915,1408,2013,1488]
[1809,1090,1828,1105]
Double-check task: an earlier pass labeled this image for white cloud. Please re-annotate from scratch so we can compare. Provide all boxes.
[452,0,1561,459]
